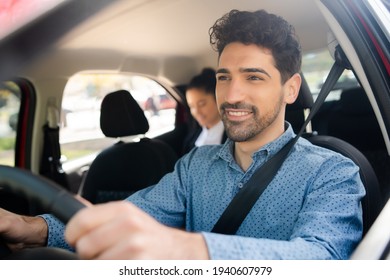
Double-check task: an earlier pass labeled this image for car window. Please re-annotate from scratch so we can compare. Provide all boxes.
[302,48,359,101]
[0,81,21,166]
[60,73,177,163]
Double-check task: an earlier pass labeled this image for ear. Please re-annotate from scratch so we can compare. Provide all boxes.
[284,73,301,105]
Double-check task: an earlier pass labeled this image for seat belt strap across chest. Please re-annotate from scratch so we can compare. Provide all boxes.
[211,61,345,235]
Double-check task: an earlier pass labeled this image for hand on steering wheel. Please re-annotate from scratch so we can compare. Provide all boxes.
[0,165,86,259]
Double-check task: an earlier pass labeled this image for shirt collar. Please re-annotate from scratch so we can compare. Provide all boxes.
[201,120,224,134]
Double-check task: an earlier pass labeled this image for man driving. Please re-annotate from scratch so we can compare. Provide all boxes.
[0,9,365,260]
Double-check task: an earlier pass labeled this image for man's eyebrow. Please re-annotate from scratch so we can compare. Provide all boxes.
[216,68,229,74]
[216,67,271,78]
[240,67,271,78]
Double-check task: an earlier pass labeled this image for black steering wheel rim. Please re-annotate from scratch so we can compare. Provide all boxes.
[0,165,85,259]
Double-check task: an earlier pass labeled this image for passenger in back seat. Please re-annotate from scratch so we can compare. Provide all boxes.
[182,68,226,154]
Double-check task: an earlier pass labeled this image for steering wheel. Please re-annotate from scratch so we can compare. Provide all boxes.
[0,165,86,259]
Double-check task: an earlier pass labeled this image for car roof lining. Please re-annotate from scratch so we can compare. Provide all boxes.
[14,0,329,83]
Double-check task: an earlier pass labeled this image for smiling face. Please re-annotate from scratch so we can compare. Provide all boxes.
[216,42,300,147]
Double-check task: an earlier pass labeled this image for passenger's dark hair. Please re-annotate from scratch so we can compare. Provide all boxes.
[209,9,302,83]
[187,67,216,97]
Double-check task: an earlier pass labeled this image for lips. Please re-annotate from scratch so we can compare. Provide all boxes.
[227,110,251,117]
[220,102,256,122]
[224,109,253,121]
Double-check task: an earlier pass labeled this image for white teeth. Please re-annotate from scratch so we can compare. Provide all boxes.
[228,111,250,116]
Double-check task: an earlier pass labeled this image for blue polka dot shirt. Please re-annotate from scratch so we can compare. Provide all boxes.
[42,123,365,259]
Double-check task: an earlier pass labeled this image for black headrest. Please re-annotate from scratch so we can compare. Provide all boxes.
[287,73,314,111]
[100,90,149,137]
[339,87,371,115]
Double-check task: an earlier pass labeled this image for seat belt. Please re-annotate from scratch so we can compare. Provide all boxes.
[40,105,69,190]
[211,57,346,235]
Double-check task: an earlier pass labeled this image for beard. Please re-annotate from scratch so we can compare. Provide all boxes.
[220,96,284,142]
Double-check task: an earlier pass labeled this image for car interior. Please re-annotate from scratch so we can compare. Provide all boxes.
[0,0,389,260]
[79,89,178,204]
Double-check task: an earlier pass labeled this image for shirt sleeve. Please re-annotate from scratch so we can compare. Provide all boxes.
[202,158,365,260]
[40,214,74,251]
[127,156,189,228]
[37,154,191,251]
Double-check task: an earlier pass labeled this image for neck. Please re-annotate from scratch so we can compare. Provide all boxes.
[234,120,286,171]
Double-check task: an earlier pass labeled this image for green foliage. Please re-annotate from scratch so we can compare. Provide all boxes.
[61,149,95,161]
[0,137,15,151]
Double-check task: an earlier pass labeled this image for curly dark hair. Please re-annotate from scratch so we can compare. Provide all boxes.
[187,67,216,96]
[209,9,302,83]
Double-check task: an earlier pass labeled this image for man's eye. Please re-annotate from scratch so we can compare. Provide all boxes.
[247,75,263,81]
[217,75,229,81]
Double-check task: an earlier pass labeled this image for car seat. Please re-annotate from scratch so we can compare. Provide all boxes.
[325,87,390,200]
[79,90,178,204]
[286,75,383,235]
[327,87,386,151]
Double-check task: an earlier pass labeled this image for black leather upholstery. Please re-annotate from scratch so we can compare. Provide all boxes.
[327,87,386,151]
[80,90,178,204]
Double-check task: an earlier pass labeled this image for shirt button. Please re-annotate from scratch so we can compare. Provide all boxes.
[238,183,243,188]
